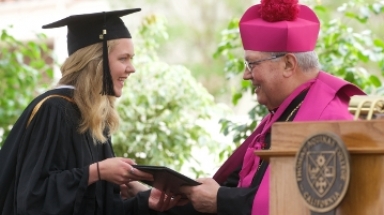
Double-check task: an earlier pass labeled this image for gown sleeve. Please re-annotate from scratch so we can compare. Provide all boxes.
[16,98,90,215]
[215,165,255,215]
[123,190,152,215]
[216,186,256,215]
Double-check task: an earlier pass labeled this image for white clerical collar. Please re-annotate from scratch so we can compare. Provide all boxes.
[55,85,75,89]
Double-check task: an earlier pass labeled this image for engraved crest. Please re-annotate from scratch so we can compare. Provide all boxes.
[307,152,336,197]
[295,132,350,213]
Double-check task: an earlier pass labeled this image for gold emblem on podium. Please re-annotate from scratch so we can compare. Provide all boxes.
[295,132,350,214]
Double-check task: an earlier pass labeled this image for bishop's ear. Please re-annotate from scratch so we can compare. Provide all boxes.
[282,53,297,77]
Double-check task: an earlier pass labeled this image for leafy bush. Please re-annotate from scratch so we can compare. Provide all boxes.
[0,28,53,146]
[112,15,227,175]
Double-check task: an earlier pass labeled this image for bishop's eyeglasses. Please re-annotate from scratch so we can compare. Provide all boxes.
[244,53,286,71]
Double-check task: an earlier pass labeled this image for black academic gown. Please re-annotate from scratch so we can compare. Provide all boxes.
[0,88,149,215]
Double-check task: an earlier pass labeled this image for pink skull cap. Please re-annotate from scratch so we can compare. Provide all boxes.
[239,1,320,52]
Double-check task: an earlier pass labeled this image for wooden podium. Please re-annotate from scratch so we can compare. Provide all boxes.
[255,120,384,214]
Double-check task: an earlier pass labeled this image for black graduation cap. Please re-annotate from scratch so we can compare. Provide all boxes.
[42,8,141,96]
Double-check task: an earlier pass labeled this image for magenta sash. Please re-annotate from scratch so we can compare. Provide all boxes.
[238,144,261,187]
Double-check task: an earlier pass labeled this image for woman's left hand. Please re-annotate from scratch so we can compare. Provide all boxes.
[148,188,188,212]
[120,181,150,199]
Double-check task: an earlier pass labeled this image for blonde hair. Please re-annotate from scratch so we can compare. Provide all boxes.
[58,40,120,143]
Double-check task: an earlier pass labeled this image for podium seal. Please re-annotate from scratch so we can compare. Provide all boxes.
[294,132,350,215]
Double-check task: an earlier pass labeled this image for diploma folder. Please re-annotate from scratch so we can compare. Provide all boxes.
[132,165,201,196]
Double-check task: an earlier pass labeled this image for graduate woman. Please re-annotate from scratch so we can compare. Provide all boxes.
[0,8,180,215]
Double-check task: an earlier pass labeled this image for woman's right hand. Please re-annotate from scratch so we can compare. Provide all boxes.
[89,157,153,185]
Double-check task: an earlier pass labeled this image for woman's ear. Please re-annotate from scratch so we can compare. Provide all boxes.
[282,53,297,78]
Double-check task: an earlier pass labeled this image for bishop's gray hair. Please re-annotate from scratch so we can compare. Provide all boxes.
[269,51,321,72]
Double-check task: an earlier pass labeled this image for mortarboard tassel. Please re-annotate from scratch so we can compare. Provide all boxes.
[101,12,115,96]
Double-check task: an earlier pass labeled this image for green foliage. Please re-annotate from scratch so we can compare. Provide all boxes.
[112,15,224,175]
[315,1,384,93]
[0,27,53,146]
[214,0,384,145]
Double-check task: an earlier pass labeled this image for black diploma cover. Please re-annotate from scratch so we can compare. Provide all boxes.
[132,165,201,197]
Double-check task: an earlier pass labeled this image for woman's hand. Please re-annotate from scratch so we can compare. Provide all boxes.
[89,157,153,185]
[120,181,150,199]
[148,188,188,212]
